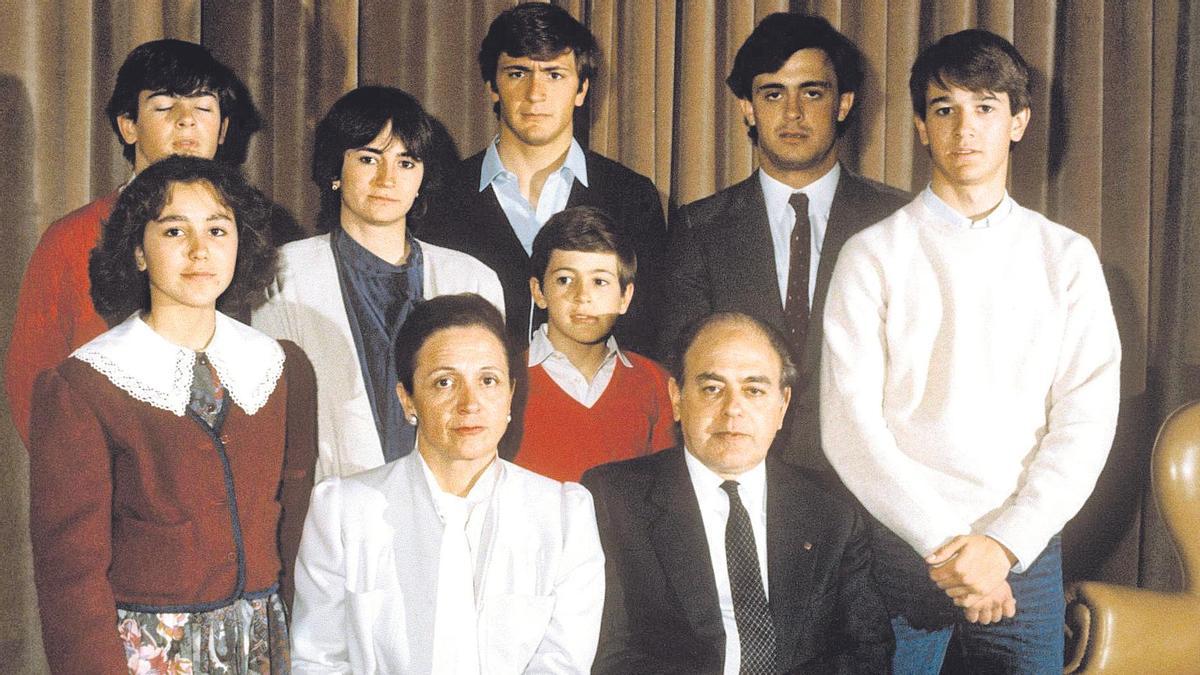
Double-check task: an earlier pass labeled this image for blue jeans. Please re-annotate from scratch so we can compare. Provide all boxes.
[870,519,1065,674]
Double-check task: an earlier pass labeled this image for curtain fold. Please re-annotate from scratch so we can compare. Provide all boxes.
[0,1,1193,669]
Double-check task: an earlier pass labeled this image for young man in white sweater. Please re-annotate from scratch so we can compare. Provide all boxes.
[821,29,1120,673]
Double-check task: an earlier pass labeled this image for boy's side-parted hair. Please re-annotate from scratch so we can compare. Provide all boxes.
[311,86,440,231]
[726,13,865,138]
[909,29,1032,118]
[89,156,277,324]
[478,2,599,102]
[529,206,637,290]
[105,39,262,167]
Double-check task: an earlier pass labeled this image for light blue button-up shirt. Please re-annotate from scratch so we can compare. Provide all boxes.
[479,137,590,255]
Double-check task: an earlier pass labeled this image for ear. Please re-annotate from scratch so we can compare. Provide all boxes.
[618,281,634,315]
[218,117,230,146]
[1009,107,1031,143]
[777,386,792,430]
[396,383,417,420]
[574,78,590,108]
[117,114,139,146]
[913,114,930,147]
[134,245,147,272]
[530,277,548,309]
[668,377,682,422]
[488,81,500,106]
[738,97,756,130]
[836,90,855,122]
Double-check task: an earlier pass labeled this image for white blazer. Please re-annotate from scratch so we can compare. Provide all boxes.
[290,454,605,674]
[251,234,505,481]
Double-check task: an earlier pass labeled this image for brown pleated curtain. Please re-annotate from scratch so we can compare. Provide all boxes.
[1,0,1196,670]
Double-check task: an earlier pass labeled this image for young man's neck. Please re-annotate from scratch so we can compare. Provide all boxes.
[758,148,838,191]
[341,217,410,265]
[496,128,573,208]
[930,175,1008,221]
[141,305,217,352]
[546,324,610,383]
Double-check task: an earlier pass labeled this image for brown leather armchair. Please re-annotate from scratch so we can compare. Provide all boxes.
[1064,400,1200,673]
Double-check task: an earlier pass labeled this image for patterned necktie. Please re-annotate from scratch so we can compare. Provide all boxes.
[784,192,812,359]
[721,480,778,674]
[431,501,480,674]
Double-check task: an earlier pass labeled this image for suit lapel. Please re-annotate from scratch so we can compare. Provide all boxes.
[801,171,862,375]
[765,459,820,663]
[713,175,786,328]
[646,448,725,647]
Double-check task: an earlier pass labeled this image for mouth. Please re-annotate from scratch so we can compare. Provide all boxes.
[777,129,811,141]
[571,314,599,324]
[181,272,216,281]
[453,425,488,436]
[172,139,199,152]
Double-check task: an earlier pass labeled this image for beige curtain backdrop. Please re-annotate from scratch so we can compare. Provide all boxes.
[1,0,1196,670]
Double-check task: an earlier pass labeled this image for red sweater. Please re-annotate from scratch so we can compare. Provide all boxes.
[5,192,118,446]
[515,351,677,483]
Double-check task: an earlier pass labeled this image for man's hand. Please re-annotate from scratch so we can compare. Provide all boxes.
[926,534,1016,599]
[961,580,1016,624]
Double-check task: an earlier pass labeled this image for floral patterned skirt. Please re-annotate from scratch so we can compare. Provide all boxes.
[116,594,289,674]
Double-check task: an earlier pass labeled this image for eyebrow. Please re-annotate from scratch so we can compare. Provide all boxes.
[756,79,832,92]
[928,91,1001,107]
[147,89,217,99]
[155,211,233,223]
[352,145,414,157]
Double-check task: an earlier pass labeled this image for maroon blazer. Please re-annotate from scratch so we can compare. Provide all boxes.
[28,340,317,674]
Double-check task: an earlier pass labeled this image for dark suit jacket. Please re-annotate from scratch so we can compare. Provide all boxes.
[661,170,909,474]
[416,149,667,354]
[581,447,893,674]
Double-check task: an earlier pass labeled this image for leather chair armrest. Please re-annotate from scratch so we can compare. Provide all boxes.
[1065,581,1200,673]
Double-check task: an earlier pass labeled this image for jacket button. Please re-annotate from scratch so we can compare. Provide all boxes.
[226,552,236,562]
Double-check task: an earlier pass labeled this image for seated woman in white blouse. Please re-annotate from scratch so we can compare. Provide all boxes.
[290,293,605,674]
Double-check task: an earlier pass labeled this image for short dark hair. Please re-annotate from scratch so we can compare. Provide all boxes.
[668,312,798,391]
[727,13,865,138]
[529,206,637,289]
[394,293,519,394]
[909,29,1031,119]
[105,39,262,166]
[478,2,599,105]
[311,86,440,231]
[89,156,276,324]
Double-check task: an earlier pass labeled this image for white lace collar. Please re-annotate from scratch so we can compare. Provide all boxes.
[72,312,285,416]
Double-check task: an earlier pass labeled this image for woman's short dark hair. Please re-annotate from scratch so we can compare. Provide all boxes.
[394,294,518,394]
[726,13,865,138]
[668,312,798,390]
[89,156,277,324]
[909,29,1031,118]
[311,86,439,231]
[478,2,599,103]
[105,39,262,166]
[529,206,637,289]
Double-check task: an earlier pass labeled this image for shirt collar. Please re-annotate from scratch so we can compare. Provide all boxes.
[479,136,590,192]
[71,311,285,416]
[920,185,1015,230]
[417,449,500,519]
[332,227,423,274]
[683,446,768,512]
[758,163,840,216]
[527,322,630,368]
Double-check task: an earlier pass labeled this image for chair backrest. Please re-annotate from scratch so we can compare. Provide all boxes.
[1153,399,1200,593]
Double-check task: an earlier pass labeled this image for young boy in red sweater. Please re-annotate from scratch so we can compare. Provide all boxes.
[513,205,676,482]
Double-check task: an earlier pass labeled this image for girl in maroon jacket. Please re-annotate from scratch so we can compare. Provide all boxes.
[28,156,316,674]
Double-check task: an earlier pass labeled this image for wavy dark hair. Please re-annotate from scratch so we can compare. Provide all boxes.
[669,312,798,391]
[311,86,440,232]
[726,13,865,139]
[478,2,599,114]
[105,39,262,166]
[394,293,518,395]
[89,156,277,324]
[909,29,1031,119]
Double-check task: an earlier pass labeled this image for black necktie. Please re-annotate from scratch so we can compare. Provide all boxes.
[721,480,777,673]
[784,192,811,359]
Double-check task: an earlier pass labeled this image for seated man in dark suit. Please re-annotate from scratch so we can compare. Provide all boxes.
[583,312,891,674]
[661,13,909,476]
[417,2,666,354]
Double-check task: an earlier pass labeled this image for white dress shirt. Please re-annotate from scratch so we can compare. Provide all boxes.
[758,163,841,309]
[684,450,769,675]
[527,323,631,407]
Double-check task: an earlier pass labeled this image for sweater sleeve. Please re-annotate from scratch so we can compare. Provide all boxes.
[277,341,319,612]
[28,368,127,675]
[647,360,678,452]
[820,235,972,557]
[982,238,1120,570]
[290,478,354,673]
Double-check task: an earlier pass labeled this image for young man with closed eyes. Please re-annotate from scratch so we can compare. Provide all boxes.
[821,29,1121,672]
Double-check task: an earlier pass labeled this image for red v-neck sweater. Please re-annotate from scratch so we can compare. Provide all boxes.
[515,351,678,483]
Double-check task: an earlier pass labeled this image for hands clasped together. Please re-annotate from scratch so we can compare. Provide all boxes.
[926,535,1018,625]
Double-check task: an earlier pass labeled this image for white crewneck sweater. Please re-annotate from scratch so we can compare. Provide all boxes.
[820,189,1120,571]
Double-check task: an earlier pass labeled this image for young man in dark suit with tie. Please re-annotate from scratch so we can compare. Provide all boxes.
[660,13,909,478]
[583,312,891,673]
[416,2,666,354]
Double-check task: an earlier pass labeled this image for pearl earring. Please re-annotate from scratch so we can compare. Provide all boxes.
[331,179,341,191]
[506,413,512,423]
[408,414,418,425]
